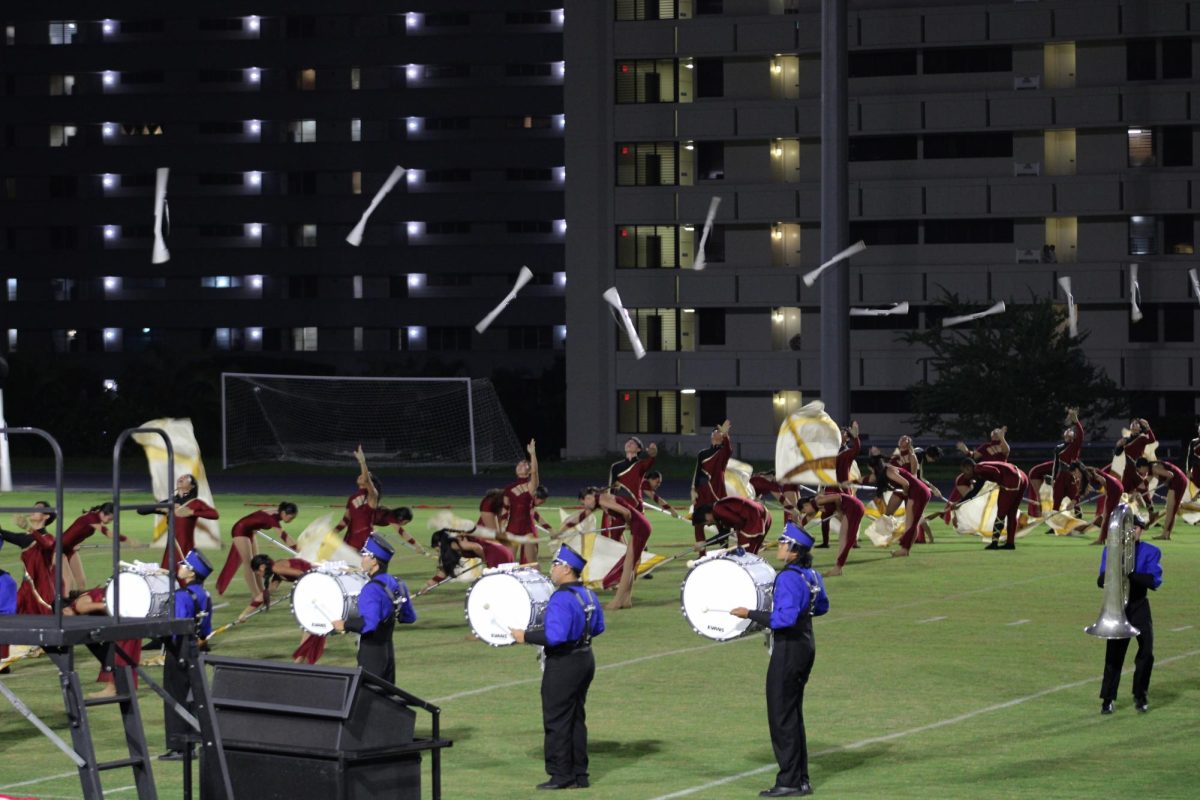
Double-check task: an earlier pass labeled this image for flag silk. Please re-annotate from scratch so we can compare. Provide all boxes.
[1037,483,1090,536]
[576,532,664,587]
[296,513,360,564]
[775,401,842,486]
[133,418,220,549]
[725,458,757,499]
[1181,481,1200,526]
[951,481,999,537]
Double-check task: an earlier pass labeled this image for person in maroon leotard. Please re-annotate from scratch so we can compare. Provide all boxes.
[798,492,865,577]
[815,421,862,548]
[1135,459,1189,541]
[609,437,657,510]
[1027,408,1084,516]
[1186,424,1200,490]
[334,445,381,550]
[695,496,772,555]
[867,455,931,558]
[641,471,682,518]
[0,500,59,614]
[691,420,732,554]
[577,487,651,610]
[237,555,324,664]
[216,502,298,597]
[1066,463,1124,544]
[60,502,122,592]
[1115,418,1156,504]
[950,459,1029,550]
[64,588,142,698]
[956,426,1010,464]
[502,440,540,564]
[139,474,220,569]
[424,528,515,591]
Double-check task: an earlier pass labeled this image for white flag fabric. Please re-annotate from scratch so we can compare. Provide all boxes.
[296,513,361,564]
[602,287,647,359]
[1057,276,1078,338]
[849,302,909,317]
[692,196,722,270]
[775,401,841,486]
[152,167,170,264]
[133,418,220,549]
[725,458,757,499]
[1130,264,1143,322]
[346,166,406,246]
[1189,268,1200,307]
[475,266,534,333]
[943,301,1006,328]
[952,482,999,536]
[802,241,867,287]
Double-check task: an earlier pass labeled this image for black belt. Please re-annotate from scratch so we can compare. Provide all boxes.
[545,643,591,658]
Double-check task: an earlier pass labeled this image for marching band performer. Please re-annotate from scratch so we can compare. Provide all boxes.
[1,500,59,613]
[374,505,423,554]
[1097,519,1162,714]
[0,547,17,664]
[332,533,416,683]
[216,502,298,597]
[510,544,605,791]
[1026,408,1083,516]
[609,437,657,509]
[1065,463,1124,543]
[1134,459,1188,541]
[691,420,732,553]
[817,422,860,548]
[956,426,1010,463]
[866,455,931,559]
[641,471,681,518]
[138,474,219,569]
[64,588,142,698]
[60,503,121,591]
[160,550,214,761]
[951,459,1028,550]
[334,445,380,550]
[695,496,772,555]
[797,491,864,577]
[1114,418,1155,502]
[732,523,829,798]
[502,440,541,564]
[579,487,651,609]
[477,488,505,533]
[426,528,514,590]
[239,554,325,664]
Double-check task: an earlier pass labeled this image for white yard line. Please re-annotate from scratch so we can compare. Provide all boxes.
[645,648,1200,800]
[917,616,948,624]
[1170,625,1193,632]
[1007,619,1031,626]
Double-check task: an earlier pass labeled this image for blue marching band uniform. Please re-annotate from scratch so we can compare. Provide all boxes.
[1098,537,1162,712]
[343,533,417,685]
[162,550,215,758]
[746,524,829,798]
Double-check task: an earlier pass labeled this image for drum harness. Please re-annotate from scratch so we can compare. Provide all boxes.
[537,584,597,670]
[766,564,822,655]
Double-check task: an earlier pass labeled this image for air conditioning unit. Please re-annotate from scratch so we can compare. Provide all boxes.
[1013,161,1041,176]
[1015,248,1040,263]
[1014,75,1041,90]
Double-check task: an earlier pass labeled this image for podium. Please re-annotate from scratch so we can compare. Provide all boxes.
[200,656,452,800]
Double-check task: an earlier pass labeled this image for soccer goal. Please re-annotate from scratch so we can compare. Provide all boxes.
[221,373,524,473]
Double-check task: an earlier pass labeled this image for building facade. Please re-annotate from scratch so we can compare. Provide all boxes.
[565,0,1200,460]
[1,2,566,415]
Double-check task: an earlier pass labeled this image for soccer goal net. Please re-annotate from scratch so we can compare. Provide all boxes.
[221,373,524,473]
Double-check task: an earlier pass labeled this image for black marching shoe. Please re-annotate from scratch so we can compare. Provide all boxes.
[759,787,803,798]
[999,543,1016,550]
[158,749,186,762]
[537,779,576,790]
[799,782,814,797]
[1134,696,1148,713]
[1100,700,1114,715]
[574,775,590,788]
[814,543,830,549]
[984,541,1000,550]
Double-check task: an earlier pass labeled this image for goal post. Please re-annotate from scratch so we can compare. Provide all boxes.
[220,373,524,474]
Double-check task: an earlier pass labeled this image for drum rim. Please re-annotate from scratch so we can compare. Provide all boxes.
[290,569,366,635]
[463,570,554,647]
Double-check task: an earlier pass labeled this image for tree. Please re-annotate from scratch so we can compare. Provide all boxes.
[900,293,1127,441]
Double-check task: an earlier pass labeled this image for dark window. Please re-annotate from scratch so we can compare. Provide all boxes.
[49,226,78,249]
[506,11,552,24]
[1163,304,1195,342]
[1162,38,1192,79]
[198,173,242,186]
[703,225,726,263]
[698,391,727,429]
[924,132,1012,159]
[850,308,919,330]
[426,168,472,182]
[286,172,317,195]
[425,117,470,131]
[1163,214,1194,255]
[288,275,319,298]
[48,175,77,198]
[198,69,243,83]
[506,63,552,77]
[849,49,917,78]
[697,0,724,14]
[1128,305,1158,343]
[697,309,725,346]
[388,276,408,298]
[696,58,723,98]
[286,16,316,37]
[1127,39,1157,80]
[120,19,164,34]
[428,326,472,350]
[507,221,552,233]
[506,168,553,181]
[198,18,243,32]
[198,120,245,134]
[1161,126,1193,166]
[508,326,553,349]
[425,12,470,27]
[924,218,1013,244]
[923,46,1011,74]
[424,64,469,79]
[849,135,918,161]
[696,141,724,180]
[426,273,471,286]
[850,391,913,414]
[849,220,919,245]
[426,221,471,234]
[198,224,244,237]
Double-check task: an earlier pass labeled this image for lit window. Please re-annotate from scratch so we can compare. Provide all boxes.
[50,125,79,147]
[555,61,565,78]
[247,327,263,341]
[103,328,121,350]
[296,68,316,90]
[103,379,119,393]
[288,119,317,143]
[1127,127,1155,167]
[103,70,117,87]
[351,171,362,194]
[555,114,566,130]
[300,224,317,247]
[6,25,15,45]
[246,171,262,188]
[49,21,77,45]
[552,9,565,25]
[1129,216,1157,256]
[406,221,423,237]
[246,15,261,33]
[247,67,261,84]
[103,277,120,291]
[406,13,421,29]
[247,119,262,136]
[247,223,263,238]
[554,272,567,288]
[49,74,76,96]
[406,169,422,185]
[102,122,116,138]
[5,278,16,301]
[350,67,361,90]
[351,118,361,142]
[406,116,422,133]
[407,273,426,289]
[292,326,318,351]
[556,219,568,235]
[5,329,16,351]
[102,19,116,35]
[103,225,118,240]
[405,64,419,81]
[554,166,566,182]
[249,275,264,289]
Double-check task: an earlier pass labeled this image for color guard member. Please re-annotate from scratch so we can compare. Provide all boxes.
[951,459,1028,550]
[334,445,381,550]
[216,502,298,597]
[691,420,732,553]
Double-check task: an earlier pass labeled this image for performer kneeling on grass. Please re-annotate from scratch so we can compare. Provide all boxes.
[161,550,214,762]
[732,523,829,798]
[240,555,324,664]
[64,588,142,699]
[216,502,298,598]
[1097,518,1162,715]
[332,533,416,684]
[425,528,515,591]
[510,545,605,791]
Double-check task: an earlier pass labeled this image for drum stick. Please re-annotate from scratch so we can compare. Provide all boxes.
[310,601,336,628]
[643,502,683,520]
[702,608,734,615]
[257,530,299,556]
[480,603,511,635]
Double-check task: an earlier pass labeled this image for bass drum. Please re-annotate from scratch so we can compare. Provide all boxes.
[464,566,554,647]
[107,567,172,618]
[680,551,775,641]
[292,568,370,635]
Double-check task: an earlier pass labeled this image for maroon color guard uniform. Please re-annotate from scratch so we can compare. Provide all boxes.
[640,478,678,516]
[467,536,514,568]
[16,528,56,614]
[971,440,1009,463]
[711,496,772,555]
[821,435,861,544]
[610,452,655,510]
[890,467,931,550]
[1027,420,1085,515]
[832,495,866,569]
[1158,460,1189,517]
[691,435,731,547]
[158,498,219,568]
[503,479,536,562]
[71,587,141,686]
[216,510,285,595]
[340,488,375,551]
[60,511,108,557]
[1119,426,1156,494]
[1188,436,1200,489]
[1092,470,1125,544]
[964,461,1028,546]
[600,495,651,590]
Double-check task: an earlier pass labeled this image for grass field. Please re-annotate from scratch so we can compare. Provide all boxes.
[1,490,1198,799]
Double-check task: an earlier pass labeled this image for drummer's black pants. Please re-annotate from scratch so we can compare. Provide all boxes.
[541,647,595,784]
[766,633,815,789]
[1101,598,1153,701]
[163,638,196,751]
